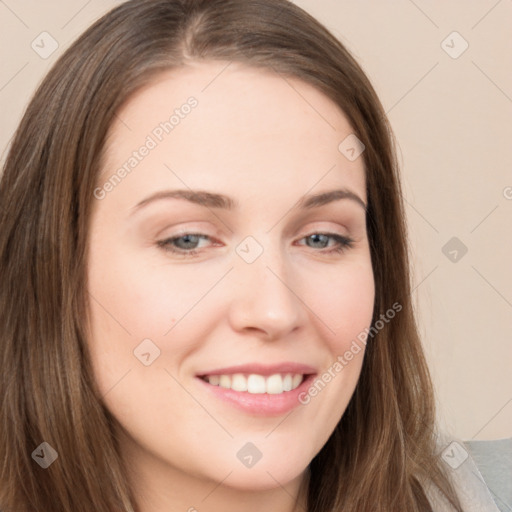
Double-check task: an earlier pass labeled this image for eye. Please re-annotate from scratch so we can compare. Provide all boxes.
[156,232,354,258]
[296,233,354,254]
[156,233,214,256]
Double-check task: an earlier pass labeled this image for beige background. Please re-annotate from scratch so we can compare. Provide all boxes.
[1,1,511,441]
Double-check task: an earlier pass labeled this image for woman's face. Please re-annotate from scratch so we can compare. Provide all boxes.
[87,60,374,503]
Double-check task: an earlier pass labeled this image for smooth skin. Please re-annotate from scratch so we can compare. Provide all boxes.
[86,60,375,512]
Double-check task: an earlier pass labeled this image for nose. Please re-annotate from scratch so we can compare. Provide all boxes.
[227,243,307,341]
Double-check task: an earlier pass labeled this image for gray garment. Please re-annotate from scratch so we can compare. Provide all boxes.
[424,433,510,511]
[464,438,512,512]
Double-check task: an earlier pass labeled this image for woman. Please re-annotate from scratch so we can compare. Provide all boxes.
[0,1,500,511]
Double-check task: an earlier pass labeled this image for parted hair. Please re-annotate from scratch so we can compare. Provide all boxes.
[0,1,463,510]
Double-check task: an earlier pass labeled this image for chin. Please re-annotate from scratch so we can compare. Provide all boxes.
[205,452,309,492]
[219,471,305,493]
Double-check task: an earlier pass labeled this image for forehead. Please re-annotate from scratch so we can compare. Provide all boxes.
[99,60,366,206]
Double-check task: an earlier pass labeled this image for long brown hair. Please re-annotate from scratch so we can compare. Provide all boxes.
[0,1,463,510]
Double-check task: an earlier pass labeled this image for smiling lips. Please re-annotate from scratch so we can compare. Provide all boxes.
[201,373,304,394]
[197,362,317,412]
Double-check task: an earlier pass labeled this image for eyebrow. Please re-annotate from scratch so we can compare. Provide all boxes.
[130,187,367,215]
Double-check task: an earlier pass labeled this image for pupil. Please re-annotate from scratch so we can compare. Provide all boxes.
[310,234,327,248]
[179,235,199,249]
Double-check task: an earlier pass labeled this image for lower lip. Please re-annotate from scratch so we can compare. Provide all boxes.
[195,374,316,416]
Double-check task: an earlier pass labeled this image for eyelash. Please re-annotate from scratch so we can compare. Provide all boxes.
[156,232,355,258]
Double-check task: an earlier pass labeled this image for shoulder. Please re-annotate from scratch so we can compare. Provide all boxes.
[425,432,509,511]
[463,437,512,512]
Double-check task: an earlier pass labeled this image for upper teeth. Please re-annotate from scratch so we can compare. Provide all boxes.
[204,373,304,394]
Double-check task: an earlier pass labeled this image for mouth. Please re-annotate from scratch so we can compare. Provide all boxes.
[198,372,307,394]
[195,371,317,416]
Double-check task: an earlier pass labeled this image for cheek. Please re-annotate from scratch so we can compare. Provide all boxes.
[307,259,375,346]
[85,242,229,398]
[87,243,202,338]
[291,260,374,457]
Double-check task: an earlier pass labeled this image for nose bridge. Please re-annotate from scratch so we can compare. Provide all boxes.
[228,233,305,337]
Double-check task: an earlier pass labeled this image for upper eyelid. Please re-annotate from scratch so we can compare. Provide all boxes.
[155,216,364,248]
[160,220,356,238]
